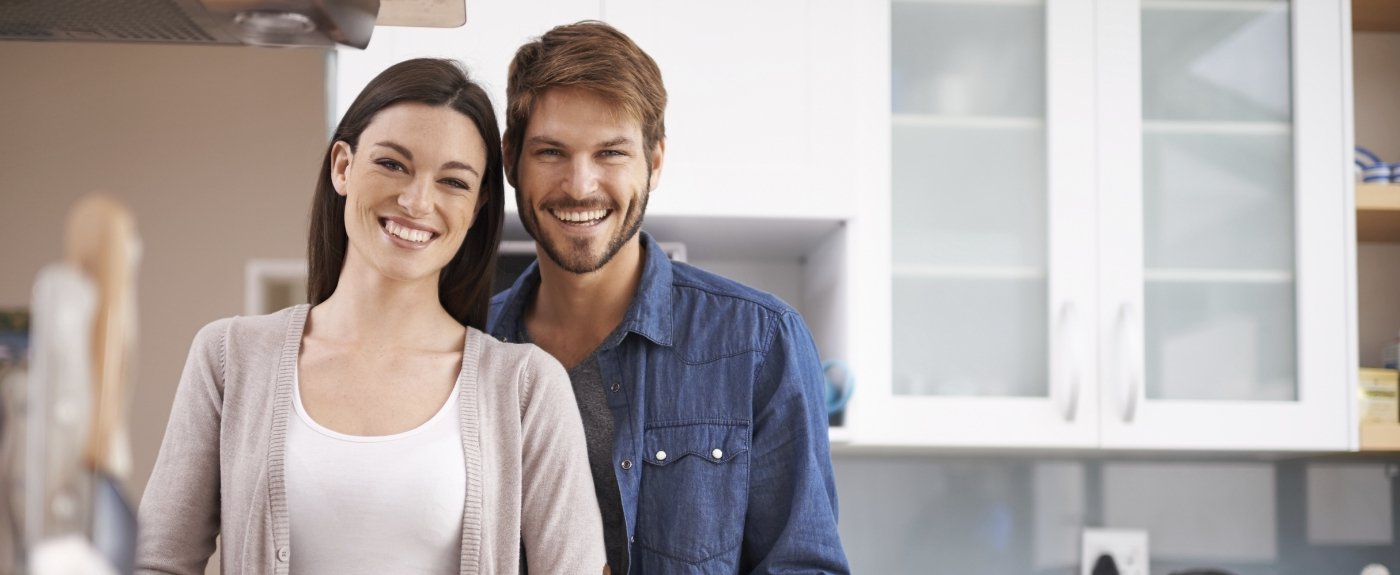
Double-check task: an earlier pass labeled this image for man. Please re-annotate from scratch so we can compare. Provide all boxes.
[488,21,850,574]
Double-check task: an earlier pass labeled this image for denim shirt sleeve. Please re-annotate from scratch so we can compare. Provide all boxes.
[743,311,851,574]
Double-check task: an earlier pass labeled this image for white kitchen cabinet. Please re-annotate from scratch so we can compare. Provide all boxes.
[849,0,1356,451]
[600,0,866,221]
[1094,0,1353,450]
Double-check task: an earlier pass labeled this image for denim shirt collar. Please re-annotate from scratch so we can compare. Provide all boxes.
[494,231,674,349]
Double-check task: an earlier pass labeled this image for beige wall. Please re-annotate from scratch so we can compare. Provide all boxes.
[1354,32,1400,161]
[1355,33,1400,367]
[0,43,326,506]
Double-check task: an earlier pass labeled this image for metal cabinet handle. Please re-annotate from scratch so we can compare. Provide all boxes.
[1117,303,1142,422]
[1053,301,1081,421]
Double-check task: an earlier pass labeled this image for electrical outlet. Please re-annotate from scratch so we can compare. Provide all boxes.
[1081,528,1149,575]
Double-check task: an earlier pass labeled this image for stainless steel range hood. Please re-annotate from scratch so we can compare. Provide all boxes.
[0,0,465,49]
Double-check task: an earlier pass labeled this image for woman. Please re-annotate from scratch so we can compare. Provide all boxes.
[136,59,605,574]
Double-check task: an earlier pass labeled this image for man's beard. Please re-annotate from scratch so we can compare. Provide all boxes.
[519,185,649,275]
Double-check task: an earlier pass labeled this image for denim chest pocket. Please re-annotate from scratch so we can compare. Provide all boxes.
[635,422,750,566]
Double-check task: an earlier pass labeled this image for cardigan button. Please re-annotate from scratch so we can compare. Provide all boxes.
[277,547,290,562]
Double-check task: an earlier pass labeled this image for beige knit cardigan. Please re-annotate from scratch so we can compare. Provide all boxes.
[135,305,605,574]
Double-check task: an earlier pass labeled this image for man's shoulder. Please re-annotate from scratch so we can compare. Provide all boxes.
[668,262,796,320]
[487,287,516,333]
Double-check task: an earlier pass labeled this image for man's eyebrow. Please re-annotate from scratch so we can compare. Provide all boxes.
[598,137,634,148]
[375,141,478,176]
[526,136,566,148]
[526,136,637,149]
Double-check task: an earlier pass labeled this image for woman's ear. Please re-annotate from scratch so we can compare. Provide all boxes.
[473,186,488,219]
[330,141,354,197]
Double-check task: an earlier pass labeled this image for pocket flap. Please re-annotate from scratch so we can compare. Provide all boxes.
[642,422,750,467]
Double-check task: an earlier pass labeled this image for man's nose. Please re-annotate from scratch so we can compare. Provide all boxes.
[563,156,601,199]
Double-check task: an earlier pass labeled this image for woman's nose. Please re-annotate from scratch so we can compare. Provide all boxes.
[398,178,433,217]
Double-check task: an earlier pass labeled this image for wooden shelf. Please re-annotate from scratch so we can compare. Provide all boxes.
[1360,424,1400,451]
[1354,0,1400,32]
[1357,183,1400,242]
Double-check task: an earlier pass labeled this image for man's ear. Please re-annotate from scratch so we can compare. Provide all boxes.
[330,141,354,197]
[646,138,666,192]
[502,139,519,189]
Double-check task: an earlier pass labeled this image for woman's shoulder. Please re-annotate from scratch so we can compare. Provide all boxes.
[468,328,569,391]
[189,305,304,363]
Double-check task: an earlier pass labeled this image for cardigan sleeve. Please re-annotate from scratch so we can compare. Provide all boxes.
[517,347,607,574]
[135,319,228,575]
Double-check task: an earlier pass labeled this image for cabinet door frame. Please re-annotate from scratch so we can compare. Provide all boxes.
[1094,0,1356,451]
[856,0,1099,449]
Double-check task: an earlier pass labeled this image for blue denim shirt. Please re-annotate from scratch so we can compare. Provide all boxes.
[488,232,850,574]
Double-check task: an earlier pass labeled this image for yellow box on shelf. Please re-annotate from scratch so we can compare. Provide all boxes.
[1357,184,1400,243]
[1359,368,1400,451]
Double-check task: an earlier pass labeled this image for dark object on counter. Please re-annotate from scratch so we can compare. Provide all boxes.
[1092,554,1120,575]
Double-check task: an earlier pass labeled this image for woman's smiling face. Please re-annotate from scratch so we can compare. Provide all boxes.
[330,101,488,285]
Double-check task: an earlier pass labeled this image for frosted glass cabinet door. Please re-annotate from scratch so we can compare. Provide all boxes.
[1141,3,1298,403]
[1096,0,1352,450]
[879,0,1097,447]
[892,0,1048,399]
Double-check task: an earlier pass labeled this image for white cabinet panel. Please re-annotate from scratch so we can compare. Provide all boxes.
[601,0,861,219]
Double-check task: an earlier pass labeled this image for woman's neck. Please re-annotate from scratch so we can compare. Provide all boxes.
[307,253,463,352]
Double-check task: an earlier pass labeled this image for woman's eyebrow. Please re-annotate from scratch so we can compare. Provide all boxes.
[372,140,413,159]
[373,140,478,176]
[441,161,479,177]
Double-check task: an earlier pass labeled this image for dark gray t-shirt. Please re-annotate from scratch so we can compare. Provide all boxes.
[564,355,629,575]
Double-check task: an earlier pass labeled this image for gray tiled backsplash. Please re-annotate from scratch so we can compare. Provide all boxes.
[833,454,1400,574]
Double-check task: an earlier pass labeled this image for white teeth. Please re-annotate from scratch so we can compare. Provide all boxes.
[384,220,432,243]
[551,209,607,223]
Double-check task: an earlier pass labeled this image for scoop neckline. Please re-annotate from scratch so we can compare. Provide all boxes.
[292,353,465,443]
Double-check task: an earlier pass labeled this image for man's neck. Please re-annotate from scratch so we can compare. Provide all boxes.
[526,237,645,369]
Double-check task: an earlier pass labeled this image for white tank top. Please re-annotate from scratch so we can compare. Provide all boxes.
[285,371,465,574]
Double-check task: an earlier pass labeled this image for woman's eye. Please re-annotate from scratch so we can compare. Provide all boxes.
[376,159,407,172]
[441,179,470,191]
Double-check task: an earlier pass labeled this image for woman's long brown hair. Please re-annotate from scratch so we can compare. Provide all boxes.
[307,58,503,330]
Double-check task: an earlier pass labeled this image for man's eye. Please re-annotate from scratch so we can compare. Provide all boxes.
[536,148,563,157]
[376,159,407,172]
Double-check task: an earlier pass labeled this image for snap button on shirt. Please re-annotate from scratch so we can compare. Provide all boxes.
[610,383,620,393]
[712,448,724,460]
[655,450,667,461]
[621,459,633,470]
